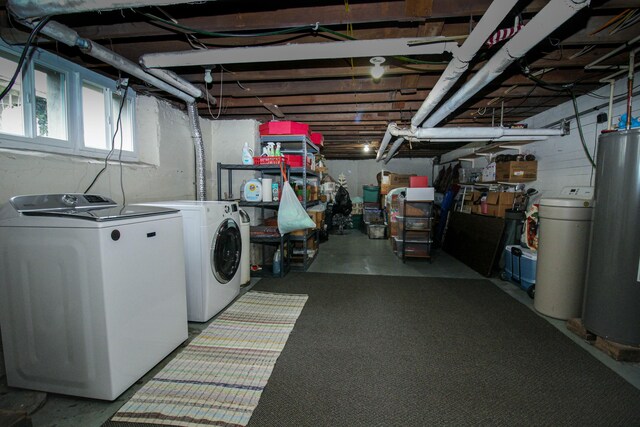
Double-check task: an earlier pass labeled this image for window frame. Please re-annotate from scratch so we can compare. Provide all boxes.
[0,41,138,162]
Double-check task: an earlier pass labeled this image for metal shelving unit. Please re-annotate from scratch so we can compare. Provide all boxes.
[259,134,321,271]
[217,162,291,278]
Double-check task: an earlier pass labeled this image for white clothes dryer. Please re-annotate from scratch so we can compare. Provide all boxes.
[0,194,188,400]
[138,201,242,322]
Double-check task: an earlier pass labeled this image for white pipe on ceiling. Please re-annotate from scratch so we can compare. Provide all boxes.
[424,0,590,129]
[140,38,459,68]
[382,0,590,162]
[411,0,519,129]
[7,0,217,19]
[376,0,519,162]
[390,125,564,140]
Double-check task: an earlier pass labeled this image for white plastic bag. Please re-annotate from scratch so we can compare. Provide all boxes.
[278,181,315,234]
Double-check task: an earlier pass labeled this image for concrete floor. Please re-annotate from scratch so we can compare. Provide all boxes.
[1,230,639,426]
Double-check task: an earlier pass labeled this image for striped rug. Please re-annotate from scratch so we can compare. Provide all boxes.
[108,291,308,427]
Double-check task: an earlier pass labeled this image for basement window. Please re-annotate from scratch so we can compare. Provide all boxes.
[0,42,137,161]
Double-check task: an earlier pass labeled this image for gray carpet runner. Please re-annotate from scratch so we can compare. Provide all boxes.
[247,273,640,426]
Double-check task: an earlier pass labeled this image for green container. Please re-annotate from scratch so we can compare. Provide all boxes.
[363,185,380,203]
[351,214,363,230]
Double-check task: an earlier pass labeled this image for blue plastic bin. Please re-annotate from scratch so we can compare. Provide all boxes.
[502,245,537,292]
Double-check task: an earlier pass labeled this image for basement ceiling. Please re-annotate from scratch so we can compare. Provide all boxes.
[2,0,639,159]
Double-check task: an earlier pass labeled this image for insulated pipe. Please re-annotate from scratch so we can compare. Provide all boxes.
[375,123,396,161]
[8,0,217,19]
[383,138,405,164]
[410,0,519,129]
[28,20,196,103]
[187,102,207,201]
[140,38,458,68]
[377,0,518,162]
[424,0,590,129]
[144,67,217,106]
[390,126,564,139]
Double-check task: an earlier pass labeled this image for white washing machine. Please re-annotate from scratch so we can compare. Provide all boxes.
[138,200,242,322]
[0,194,188,400]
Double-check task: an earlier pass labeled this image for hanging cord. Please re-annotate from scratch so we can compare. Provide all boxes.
[568,89,596,168]
[0,16,51,102]
[206,67,223,119]
[84,81,130,194]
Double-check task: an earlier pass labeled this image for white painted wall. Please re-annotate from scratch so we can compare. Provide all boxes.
[0,95,196,204]
[443,71,640,199]
[521,71,640,198]
[326,158,434,198]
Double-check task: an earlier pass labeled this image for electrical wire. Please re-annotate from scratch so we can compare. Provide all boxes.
[84,81,130,194]
[569,89,596,168]
[0,17,51,102]
[206,68,223,120]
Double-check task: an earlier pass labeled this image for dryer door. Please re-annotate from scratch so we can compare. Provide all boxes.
[211,218,242,284]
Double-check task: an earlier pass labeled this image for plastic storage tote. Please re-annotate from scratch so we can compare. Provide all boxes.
[367,224,386,239]
[501,245,537,297]
[396,215,431,232]
[363,186,380,203]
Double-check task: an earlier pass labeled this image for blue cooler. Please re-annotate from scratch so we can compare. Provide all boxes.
[501,245,537,295]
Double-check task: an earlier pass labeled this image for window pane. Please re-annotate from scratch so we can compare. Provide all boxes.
[82,82,107,150]
[112,93,133,152]
[34,65,67,140]
[0,53,24,136]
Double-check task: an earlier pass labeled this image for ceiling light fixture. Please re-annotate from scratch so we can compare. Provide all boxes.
[363,143,371,152]
[204,68,213,84]
[370,57,386,80]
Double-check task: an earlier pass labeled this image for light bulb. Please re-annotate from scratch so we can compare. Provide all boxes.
[363,144,370,152]
[370,57,386,80]
[204,68,213,84]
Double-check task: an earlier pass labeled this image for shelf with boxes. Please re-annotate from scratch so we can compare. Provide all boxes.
[458,184,528,219]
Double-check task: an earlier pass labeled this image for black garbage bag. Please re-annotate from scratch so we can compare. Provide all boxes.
[332,185,352,216]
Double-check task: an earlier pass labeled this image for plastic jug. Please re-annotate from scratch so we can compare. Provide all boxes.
[243,179,262,202]
[242,142,254,165]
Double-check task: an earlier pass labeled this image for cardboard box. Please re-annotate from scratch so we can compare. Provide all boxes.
[495,161,537,182]
[480,191,522,218]
[380,173,414,194]
[471,191,483,214]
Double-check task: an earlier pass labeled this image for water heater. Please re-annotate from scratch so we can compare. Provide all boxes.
[582,128,640,346]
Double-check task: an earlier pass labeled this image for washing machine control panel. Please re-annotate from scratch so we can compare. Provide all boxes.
[10,194,117,213]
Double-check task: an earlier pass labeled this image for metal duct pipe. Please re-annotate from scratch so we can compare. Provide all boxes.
[411,0,519,129]
[187,102,207,201]
[424,0,589,129]
[375,123,396,161]
[8,0,217,19]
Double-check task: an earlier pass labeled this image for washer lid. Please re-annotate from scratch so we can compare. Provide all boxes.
[540,197,593,208]
[23,205,179,222]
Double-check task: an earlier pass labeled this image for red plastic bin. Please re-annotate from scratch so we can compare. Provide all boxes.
[410,176,429,188]
[284,154,304,167]
[310,132,324,146]
[259,121,310,136]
